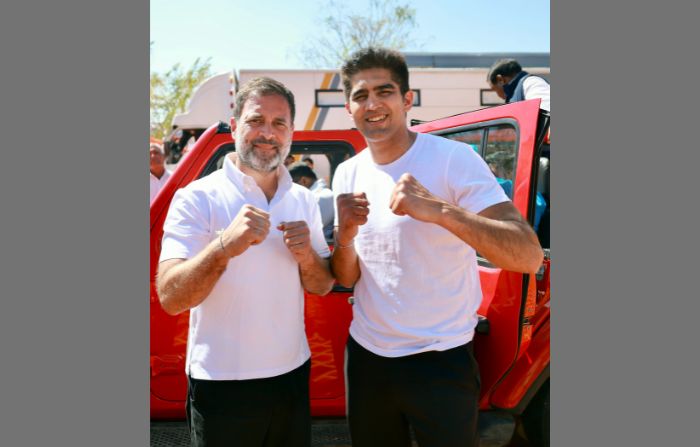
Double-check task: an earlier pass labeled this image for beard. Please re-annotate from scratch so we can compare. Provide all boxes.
[235,135,290,173]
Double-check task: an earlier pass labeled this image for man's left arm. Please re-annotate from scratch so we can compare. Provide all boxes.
[390,173,543,273]
[278,221,335,295]
[439,201,543,272]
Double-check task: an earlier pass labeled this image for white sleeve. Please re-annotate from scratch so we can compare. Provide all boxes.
[159,188,212,262]
[523,76,550,112]
[306,192,331,258]
[446,144,510,215]
[317,190,335,230]
[331,162,348,228]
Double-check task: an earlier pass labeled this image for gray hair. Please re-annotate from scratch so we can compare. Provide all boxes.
[233,77,296,122]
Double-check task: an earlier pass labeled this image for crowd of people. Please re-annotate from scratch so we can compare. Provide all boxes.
[151,49,547,447]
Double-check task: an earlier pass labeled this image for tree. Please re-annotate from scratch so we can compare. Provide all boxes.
[150,57,213,140]
[297,0,419,68]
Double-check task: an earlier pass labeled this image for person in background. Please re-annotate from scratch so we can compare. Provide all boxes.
[332,47,543,447]
[487,58,550,112]
[302,155,314,170]
[157,77,334,447]
[288,162,335,240]
[150,143,171,204]
[284,154,296,167]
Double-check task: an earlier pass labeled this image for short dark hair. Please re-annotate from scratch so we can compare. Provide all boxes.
[233,77,296,122]
[288,162,317,182]
[340,47,410,99]
[487,59,523,84]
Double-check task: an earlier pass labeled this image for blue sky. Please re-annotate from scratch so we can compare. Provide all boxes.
[150,0,549,74]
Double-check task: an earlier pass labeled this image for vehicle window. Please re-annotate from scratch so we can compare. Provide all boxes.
[536,145,550,249]
[441,122,552,254]
[483,124,518,198]
[439,122,519,267]
[438,123,518,199]
[444,128,483,154]
[200,143,236,177]
[215,146,234,170]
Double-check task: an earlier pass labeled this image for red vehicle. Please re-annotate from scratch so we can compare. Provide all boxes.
[150,99,551,445]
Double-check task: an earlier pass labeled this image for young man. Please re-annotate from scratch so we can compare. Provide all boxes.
[157,77,334,447]
[331,48,544,447]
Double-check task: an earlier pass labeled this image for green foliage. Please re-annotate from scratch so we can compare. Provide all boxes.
[150,57,213,140]
[298,0,419,68]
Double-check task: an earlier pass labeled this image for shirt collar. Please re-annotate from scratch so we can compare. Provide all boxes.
[223,153,293,195]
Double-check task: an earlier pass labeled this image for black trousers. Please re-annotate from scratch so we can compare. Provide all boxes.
[186,360,311,447]
[346,336,481,447]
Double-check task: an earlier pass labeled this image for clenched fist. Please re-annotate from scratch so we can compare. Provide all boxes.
[277,221,314,264]
[335,192,370,245]
[389,173,445,223]
[220,205,271,258]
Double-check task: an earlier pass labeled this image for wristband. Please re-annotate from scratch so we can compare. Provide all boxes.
[219,233,230,257]
[335,239,354,249]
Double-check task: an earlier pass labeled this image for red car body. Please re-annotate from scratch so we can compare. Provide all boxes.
[150,99,551,423]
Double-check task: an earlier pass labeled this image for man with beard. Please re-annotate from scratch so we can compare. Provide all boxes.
[157,77,334,447]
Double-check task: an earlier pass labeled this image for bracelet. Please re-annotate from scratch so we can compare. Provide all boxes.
[335,239,354,249]
[219,233,230,257]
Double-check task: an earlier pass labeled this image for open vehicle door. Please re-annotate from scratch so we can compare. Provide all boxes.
[150,122,367,418]
[409,99,551,413]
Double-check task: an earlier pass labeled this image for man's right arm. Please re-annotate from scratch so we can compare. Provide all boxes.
[157,243,230,315]
[157,204,271,315]
[330,192,369,288]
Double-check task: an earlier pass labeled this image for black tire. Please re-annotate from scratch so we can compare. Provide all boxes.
[522,379,550,447]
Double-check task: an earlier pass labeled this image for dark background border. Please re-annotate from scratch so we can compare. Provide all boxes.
[1,0,698,445]
[1,0,148,445]
[554,1,699,445]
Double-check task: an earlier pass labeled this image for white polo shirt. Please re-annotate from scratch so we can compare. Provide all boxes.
[160,155,330,380]
[333,133,508,357]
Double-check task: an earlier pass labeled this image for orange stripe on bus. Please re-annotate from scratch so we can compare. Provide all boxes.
[303,72,334,130]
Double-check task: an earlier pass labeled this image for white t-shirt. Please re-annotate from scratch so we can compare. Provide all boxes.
[523,76,551,112]
[310,178,334,239]
[332,133,509,357]
[150,169,171,204]
[160,156,330,380]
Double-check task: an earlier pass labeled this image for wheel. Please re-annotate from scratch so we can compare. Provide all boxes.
[522,379,549,447]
